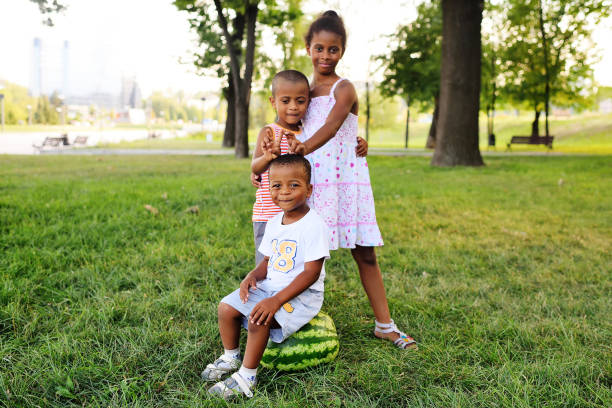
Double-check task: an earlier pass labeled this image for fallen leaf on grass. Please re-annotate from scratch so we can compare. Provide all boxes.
[155,381,166,392]
[161,192,168,200]
[185,205,199,214]
[558,178,564,186]
[144,204,159,215]
[501,227,527,238]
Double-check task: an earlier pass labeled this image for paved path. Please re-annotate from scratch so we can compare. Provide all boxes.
[35,148,587,157]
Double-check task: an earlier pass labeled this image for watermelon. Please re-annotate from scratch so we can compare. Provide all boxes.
[260,311,339,371]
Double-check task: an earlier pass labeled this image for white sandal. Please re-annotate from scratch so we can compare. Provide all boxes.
[208,372,255,400]
[374,319,418,350]
[201,354,241,381]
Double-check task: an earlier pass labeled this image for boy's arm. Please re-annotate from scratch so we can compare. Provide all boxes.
[252,126,280,175]
[239,257,269,303]
[302,81,357,155]
[248,258,324,325]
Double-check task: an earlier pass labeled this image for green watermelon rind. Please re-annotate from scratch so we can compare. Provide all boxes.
[260,312,339,371]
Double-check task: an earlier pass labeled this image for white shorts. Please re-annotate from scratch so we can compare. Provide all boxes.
[220,280,323,343]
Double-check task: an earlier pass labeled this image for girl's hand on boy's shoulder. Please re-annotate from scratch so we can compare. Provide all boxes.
[240,275,258,303]
[356,136,368,157]
[250,172,261,188]
[249,297,281,326]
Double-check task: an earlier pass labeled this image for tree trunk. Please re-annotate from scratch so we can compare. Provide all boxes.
[222,85,235,147]
[531,109,541,139]
[538,0,550,138]
[425,94,439,149]
[233,2,257,158]
[404,95,410,149]
[432,0,484,167]
[214,0,257,159]
[234,99,249,158]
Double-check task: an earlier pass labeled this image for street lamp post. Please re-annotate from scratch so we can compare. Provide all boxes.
[27,105,32,125]
[200,96,206,134]
[0,94,4,133]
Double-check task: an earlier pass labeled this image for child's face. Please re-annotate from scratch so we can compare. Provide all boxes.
[268,164,312,213]
[307,30,344,76]
[270,79,309,129]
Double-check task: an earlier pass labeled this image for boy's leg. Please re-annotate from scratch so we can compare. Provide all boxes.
[242,318,280,369]
[218,301,243,349]
[208,318,278,399]
[202,302,244,382]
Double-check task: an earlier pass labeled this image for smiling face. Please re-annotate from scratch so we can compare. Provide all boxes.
[270,78,309,131]
[268,162,312,216]
[306,30,344,76]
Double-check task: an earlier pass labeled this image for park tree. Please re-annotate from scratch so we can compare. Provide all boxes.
[431,0,484,166]
[28,0,66,26]
[480,2,506,147]
[502,0,609,138]
[378,0,441,149]
[174,0,302,158]
[175,0,259,158]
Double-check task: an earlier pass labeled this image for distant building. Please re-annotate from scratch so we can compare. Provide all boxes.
[29,37,66,98]
[121,76,142,109]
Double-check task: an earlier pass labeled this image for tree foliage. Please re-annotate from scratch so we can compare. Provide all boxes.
[174,0,304,156]
[29,0,66,26]
[377,0,442,148]
[378,0,441,106]
[500,0,609,135]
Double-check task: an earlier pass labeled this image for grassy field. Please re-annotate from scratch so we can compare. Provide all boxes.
[1,155,610,407]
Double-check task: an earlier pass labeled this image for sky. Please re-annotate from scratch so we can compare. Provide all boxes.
[0,0,610,99]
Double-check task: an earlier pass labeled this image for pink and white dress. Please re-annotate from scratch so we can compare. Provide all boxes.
[300,78,383,250]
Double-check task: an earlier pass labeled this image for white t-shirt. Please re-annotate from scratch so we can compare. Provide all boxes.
[258,209,330,292]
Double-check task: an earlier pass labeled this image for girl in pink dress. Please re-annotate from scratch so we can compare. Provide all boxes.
[299,10,417,350]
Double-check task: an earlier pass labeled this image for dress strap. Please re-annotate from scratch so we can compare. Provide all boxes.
[329,78,346,98]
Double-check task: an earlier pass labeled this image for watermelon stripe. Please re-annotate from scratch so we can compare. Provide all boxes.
[262,339,339,362]
[266,336,338,351]
[262,344,339,371]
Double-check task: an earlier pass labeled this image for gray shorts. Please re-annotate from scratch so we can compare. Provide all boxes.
[220,281,323,343]
[253,221,267,266]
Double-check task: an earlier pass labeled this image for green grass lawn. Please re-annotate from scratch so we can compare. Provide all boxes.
[1,155,610,407]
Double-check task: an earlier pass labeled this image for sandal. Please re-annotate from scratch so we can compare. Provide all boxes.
[208,372,255,400]
[374,319,418,350]
[201,355,241,382]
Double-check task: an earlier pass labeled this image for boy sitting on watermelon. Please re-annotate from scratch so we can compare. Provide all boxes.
[203,154,330,400]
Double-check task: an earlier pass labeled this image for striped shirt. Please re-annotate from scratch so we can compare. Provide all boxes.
[252,123,301,222]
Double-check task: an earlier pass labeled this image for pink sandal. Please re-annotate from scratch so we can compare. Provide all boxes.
[374,319,418,350]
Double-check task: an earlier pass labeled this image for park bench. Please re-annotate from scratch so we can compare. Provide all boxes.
[72,135,88,147]
[33,136,67,151]
[33,134,88,152]
[506,135,554,150]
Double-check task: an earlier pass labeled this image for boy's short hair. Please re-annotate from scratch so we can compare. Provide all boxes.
[269,154,312,184]
[271,70,309,97]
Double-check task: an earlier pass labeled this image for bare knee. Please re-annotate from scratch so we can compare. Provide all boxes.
[247,320,271,334]
[218,302,241,320]
[352,245,378,267]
